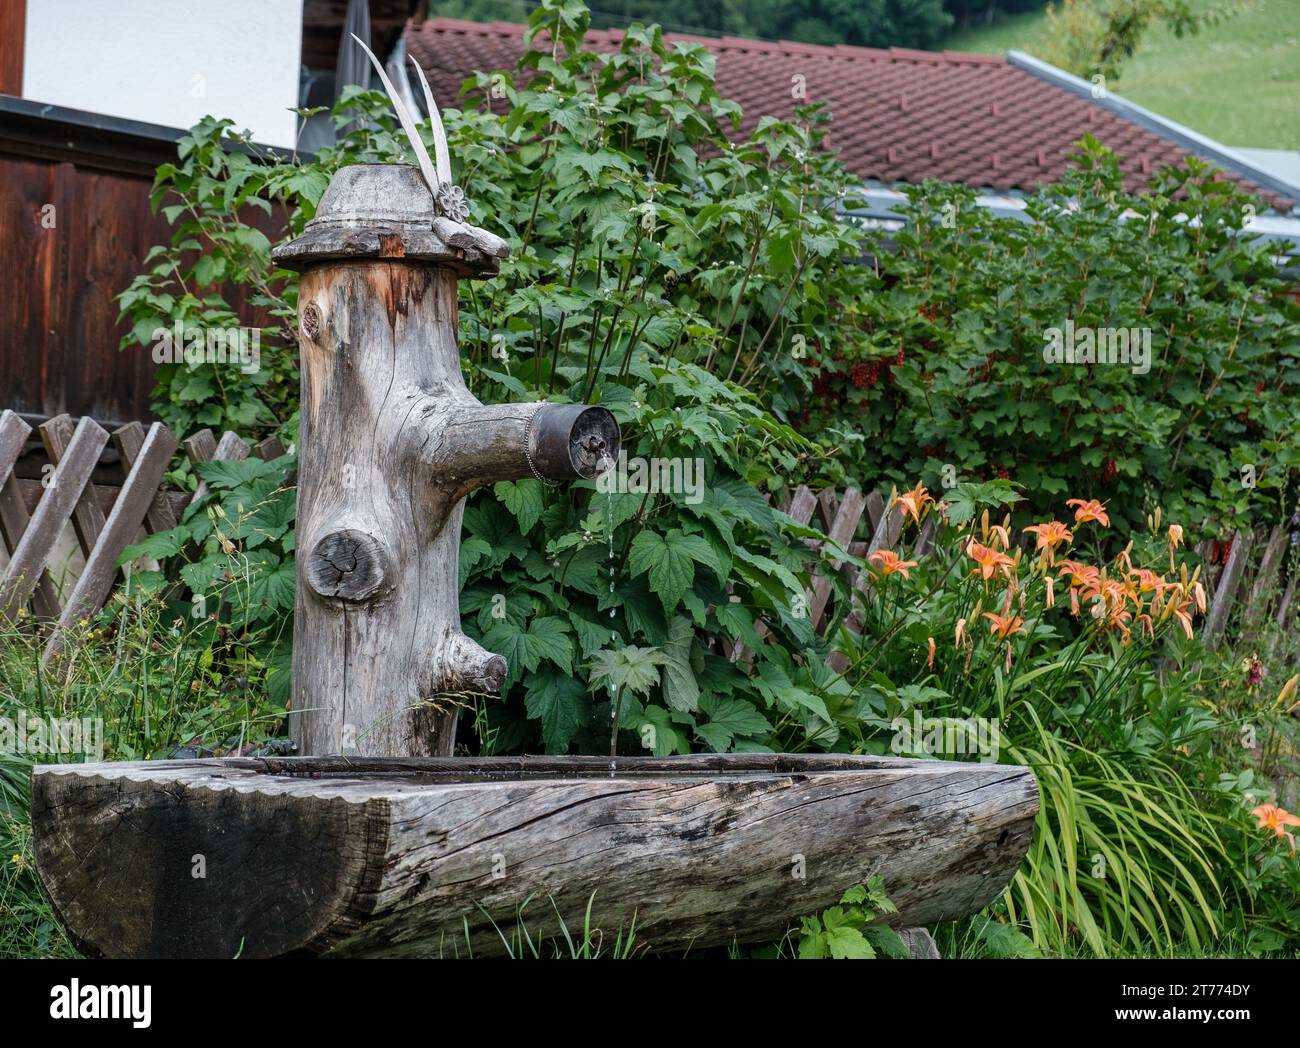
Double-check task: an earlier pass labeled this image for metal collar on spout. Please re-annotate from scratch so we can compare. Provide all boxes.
[527,404,621,481]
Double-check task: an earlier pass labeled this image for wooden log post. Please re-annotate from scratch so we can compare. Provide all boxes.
[271,164,618,758]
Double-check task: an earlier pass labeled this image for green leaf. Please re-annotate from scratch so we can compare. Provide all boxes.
[194,456,282,490]
[699,695,771,741]
[282,168,330,205]
[248,560,296,616]
[715,600,763,651]
[824,925,875,960]
[970,916,1042,958]
[180,559,225,597]
[459,536,492,588]
[864,925,911,959]
[570,609,618,657]
[636,704,690,756]
[525,672,589,753]
[118,527,187,565]
[588,645,669,699]
[526,616,575,674]
[494,479,544,534]
[627,528,714,616]
[485,616,574,683]
[659,614,699,713]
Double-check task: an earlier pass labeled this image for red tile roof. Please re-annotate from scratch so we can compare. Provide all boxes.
[407,17,1293,211]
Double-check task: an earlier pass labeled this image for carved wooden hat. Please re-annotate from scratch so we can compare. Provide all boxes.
[272,37,508,277]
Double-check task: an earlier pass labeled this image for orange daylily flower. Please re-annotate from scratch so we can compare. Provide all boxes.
[966,539,1014,581]
[891,482,933,526]
[1161,586,1196,639]
[926,636,936,669]
[1023,521,1073,562]
[1081,576,1135,611]
[1057,560,1100,590]
[983,611,1026,641]
[1167,524,1184,571]
[1133,569,1168,596]
[869,549,918,578]
[955,617,969,650]
[1252,803,1300,855]
[1067,498,1111,527]
[1093,599,1133,642]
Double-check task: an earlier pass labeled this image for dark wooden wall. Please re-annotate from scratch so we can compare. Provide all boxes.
[0,97,291,431]
[0,98,185,426]
[0,0,25,96]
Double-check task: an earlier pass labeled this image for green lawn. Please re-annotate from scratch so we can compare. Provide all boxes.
[943,0,1300,148]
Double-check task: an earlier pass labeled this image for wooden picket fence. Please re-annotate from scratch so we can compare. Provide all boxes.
[742,484,1297,668]
[2,410,1291,669]
[0,409,284,660]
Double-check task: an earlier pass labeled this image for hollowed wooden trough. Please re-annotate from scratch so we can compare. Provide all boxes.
[31,754,1038,958]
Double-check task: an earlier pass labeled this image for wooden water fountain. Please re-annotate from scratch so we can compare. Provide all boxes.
[29,55,1037,958]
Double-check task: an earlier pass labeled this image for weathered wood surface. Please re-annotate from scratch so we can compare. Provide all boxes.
[113,421,179,534]
[43,421,178,660]
[41,414,107,559]
[0,410,60,616]
[31,753,1039,959]
[282,164,617,759]
[808,487,866,628]
[1204,529,1249,649]
[0,414,108,620]
[1,409,287,629]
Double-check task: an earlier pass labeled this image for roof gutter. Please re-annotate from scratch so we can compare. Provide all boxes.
[1007,50,1300,211]
[0,94,312,174]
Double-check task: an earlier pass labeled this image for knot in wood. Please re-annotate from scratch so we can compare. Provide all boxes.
[301,303,322,341]
[307,529,390,603]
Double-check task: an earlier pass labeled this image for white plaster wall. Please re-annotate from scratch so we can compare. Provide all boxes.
[22,0,303,147]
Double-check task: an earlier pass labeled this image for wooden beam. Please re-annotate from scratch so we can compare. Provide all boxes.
[809,488,867,630]
[0,414,108,620]
[0,0,25,96]
[40,414,108,559]
[863,489,885,533]
[113,421,178,533]
[828,490,903,672]
[44,422,178,660]
[31,753,1039,959]
[13,477,188,520]
[0,409,60,616]
[1243,525,1286,636]
[1204,530,1250,649]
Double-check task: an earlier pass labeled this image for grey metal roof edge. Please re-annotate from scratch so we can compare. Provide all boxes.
[837,183,1300,264]
[0,93,312,163]
[1007,50,1300,210]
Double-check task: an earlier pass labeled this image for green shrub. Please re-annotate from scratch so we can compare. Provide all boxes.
[115,0,873,756]
[800,143,1300,544]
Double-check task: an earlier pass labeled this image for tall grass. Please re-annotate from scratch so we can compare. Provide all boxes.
[0,753,75,958]
[1004,709,1237,957]
[0,586,287,959]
